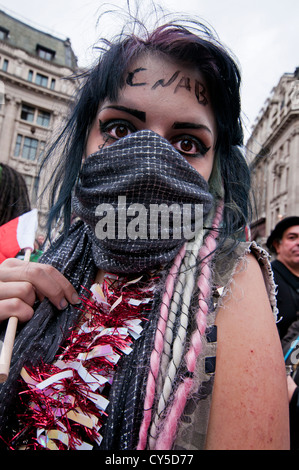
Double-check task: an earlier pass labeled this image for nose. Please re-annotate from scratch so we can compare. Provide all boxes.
[148,125,166,140]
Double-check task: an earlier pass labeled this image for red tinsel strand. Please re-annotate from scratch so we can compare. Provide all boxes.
[10,272,156,450]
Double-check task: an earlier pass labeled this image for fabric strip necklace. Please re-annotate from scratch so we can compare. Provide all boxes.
[13,272,157,450]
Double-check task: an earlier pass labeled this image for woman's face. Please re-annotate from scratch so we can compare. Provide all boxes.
[86,53,217,181]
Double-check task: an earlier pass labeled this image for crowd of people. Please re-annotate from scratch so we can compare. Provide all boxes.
[0,6,297,450]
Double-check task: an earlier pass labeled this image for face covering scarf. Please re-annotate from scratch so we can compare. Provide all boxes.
[72,129,213,273]
[0,130,218,450]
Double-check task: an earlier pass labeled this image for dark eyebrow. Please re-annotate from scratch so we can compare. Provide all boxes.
[172,121,212,134]
[102,105,146,122]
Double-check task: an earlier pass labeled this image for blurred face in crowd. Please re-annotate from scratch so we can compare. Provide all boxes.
[273,225,299,275]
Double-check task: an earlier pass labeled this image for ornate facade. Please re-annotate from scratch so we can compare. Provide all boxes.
[246,68,299,247]
[0,10,78,231]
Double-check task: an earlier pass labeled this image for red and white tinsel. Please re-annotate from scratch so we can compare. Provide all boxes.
[14,273,154,450]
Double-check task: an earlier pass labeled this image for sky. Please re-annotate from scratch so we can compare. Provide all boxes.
[0,0,298,140]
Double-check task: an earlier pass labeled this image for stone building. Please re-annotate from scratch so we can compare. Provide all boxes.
[246,67,299,247]
[0,9,78,232]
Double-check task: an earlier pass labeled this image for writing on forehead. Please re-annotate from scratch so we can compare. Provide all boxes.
[125,67,208,106]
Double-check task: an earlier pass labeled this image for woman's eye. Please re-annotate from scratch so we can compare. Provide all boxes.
[99,119,136,141]
[110,124,130,139]
[179,139,196,153]
[171,136,211,157]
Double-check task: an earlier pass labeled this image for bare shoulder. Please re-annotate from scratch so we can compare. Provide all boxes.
[216,252,276,328]
[205,253,289,449]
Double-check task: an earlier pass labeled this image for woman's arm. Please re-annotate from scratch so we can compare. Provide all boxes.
[0,258,80,323]
[205,254,289,449]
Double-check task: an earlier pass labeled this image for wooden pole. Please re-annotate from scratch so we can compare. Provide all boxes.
[0,249,32,383]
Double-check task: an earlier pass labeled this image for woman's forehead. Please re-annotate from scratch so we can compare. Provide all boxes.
[121,53,210,107]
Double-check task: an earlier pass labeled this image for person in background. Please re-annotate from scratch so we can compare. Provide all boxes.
[266,217,299,341]
[0,163,31,226]
[35,235,45,251]
[0,163,43,263]
[29,235,46,262]
[266,217,299,449]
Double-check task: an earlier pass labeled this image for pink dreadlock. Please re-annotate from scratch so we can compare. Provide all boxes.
[137,201,223,450]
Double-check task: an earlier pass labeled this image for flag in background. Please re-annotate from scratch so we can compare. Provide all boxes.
[0,209,38,263]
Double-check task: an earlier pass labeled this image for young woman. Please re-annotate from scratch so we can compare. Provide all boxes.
[0,18,289,450]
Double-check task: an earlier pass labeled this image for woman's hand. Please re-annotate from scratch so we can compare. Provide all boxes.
[0,258,80,323]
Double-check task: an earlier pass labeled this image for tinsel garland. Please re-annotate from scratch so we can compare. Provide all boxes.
[12,272,155,450]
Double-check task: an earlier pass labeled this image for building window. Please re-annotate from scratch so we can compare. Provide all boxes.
[37,110,50,127]
[2,59,8,72]
[27,71,56,90]
[14,134,41,161]
[36,45,55,61]
[20,104,51,128]
[22,137,38,160]
[14,134,22,157]
[35,73,48,87]
[0,27,9,40]
[21,104,35,123]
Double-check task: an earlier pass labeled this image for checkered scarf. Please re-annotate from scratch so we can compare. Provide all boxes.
[73,130,213,273]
